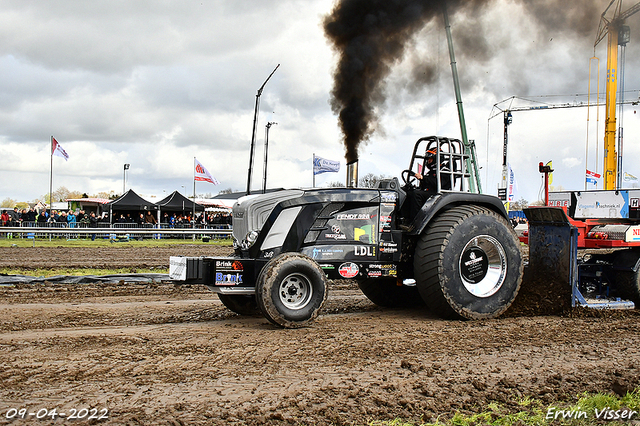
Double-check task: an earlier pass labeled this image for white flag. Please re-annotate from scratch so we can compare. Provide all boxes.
[51,137,69,161]
[313,154,340,175]
[507,163,518,202]
[194,158,219,185]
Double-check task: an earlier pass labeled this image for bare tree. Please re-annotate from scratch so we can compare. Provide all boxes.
[358,173,390,188]
[1,197,16,208]
[95,191,117,199]
[510,197,529,211]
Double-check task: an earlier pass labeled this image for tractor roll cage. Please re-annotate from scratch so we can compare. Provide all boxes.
[408,136,471,193]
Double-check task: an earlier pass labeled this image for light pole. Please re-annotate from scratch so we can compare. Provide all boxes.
[247,64,280,195]
[263,121,277,193]
[123,164,130,194]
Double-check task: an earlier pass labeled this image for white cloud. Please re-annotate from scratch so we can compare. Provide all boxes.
[562,157,582,168]
[1,0,639,204]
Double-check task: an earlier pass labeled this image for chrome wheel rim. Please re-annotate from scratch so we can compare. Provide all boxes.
[458,235,507,298]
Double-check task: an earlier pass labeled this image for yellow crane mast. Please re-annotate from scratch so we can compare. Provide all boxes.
[595,0,640,190]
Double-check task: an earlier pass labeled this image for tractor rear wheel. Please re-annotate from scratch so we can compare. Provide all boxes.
[413,205,523,319]
[357,278,426,308]
[217,293,260,316]
[256,252,328,328]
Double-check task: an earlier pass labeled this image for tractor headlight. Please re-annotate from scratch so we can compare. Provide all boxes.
[241,230,259,250]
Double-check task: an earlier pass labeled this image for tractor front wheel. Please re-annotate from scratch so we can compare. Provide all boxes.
[256,253,328,328]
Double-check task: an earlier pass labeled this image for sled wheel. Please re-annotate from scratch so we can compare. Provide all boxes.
[615,249,640,304]
[217,293,260,316]
[357,278,426,308]
[414,205,523,319]
[256,253,328,328]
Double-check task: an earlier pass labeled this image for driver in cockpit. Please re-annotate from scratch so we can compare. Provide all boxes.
[404,149,451,222]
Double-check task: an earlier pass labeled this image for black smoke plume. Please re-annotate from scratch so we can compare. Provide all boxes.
[324,0,460,163]
[323,0,604,163]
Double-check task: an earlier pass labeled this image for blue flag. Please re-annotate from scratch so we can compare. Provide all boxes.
[586,176,598,185]
[313,155,340,175]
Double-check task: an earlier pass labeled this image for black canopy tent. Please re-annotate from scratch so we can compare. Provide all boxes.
[105,189,159,224]
[156,191,204,223]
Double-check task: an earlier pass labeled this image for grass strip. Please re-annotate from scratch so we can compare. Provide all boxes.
[371,388,640,426]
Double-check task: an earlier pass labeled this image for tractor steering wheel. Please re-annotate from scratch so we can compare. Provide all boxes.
[401,169,419,189]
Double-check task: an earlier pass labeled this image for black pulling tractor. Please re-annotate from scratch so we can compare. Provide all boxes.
[170,136,523,327]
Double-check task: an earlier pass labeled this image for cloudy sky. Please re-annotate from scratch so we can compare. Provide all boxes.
[2,0,640,205]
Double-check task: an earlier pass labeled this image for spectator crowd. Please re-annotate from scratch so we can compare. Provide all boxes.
[1,207,232,228]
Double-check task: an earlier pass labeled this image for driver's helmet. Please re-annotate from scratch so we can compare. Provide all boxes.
[426,149,437,164]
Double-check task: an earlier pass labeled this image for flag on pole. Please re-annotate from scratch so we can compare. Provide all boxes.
[586,169,601,186]
[51,137,69,161]
[194,158,219,185]
[624,172,638,182]
[313,154,340,175]
[546,160,553,185]
[507,163,518,202]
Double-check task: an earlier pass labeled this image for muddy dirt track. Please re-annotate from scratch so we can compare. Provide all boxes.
[1,245,640,425]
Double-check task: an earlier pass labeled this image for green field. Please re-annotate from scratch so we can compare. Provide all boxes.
[0,237,233,276]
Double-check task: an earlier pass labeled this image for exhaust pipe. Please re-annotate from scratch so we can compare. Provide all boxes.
[346,160,358,188]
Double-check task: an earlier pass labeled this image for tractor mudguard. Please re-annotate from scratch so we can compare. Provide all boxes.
[409,192,508,236]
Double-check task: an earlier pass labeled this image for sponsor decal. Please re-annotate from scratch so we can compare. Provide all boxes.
[323,224,347,240]
[381,192,397,202]
[626,226,640,242]
[338,262,359,278]
[380,247,398,254]
[460,248,488,284]
[325,233,347,240]
[336,213,372,220]
[318,264,335,270]
[354,224,375,244]
[310,247,345,259]
[216,260,243,270]
[369,263,396,270]
[380,240,397,248]
[215,272,243,285]
[354,245,376,257]
[366,263,397,277]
